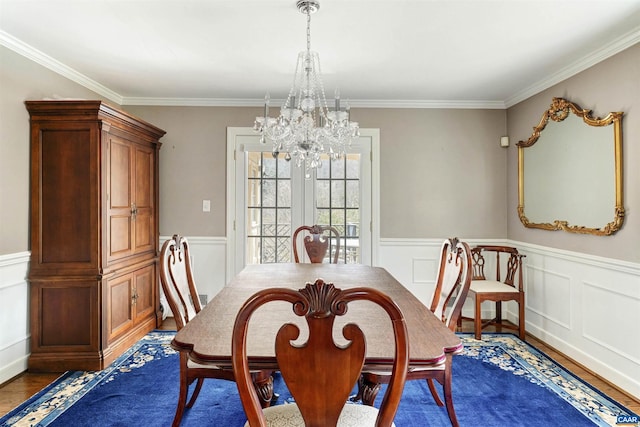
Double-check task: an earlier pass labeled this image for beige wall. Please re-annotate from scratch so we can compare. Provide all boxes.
[124,105,508,241]
[506,43,639,262]
[2,42,637,263]
[353,108,507,238]
[0,46,111,254]
[123,106,261,237]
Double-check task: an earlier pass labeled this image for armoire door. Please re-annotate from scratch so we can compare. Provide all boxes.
[132,144,156,254]
[107,135,156,263]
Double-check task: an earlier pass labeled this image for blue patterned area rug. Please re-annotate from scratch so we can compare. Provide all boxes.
[1,331,637,427]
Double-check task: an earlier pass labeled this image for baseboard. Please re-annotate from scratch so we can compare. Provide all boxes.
[0,353,28,386]
[527,323,640,399]
[0,252,30,384]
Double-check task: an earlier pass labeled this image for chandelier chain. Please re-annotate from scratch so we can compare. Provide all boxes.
[253,0,359,178]
[306,7,311,54]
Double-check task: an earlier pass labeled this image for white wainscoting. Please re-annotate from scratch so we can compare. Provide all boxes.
[379,238,640,399]
[518,241,640,400]
[0,238,227,383]
[3,237,639,399]
[0,252,30,385]
[378,238,506,318]
[159,235,228,304]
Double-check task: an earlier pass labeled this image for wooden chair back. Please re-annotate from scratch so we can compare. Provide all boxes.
[471,245,525,291]
[232,279,409,427]
[292,224,341,263]
[159,234,201,330]
[429,238,473,331]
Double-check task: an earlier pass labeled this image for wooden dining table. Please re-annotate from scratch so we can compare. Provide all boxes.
[171,263,462,402]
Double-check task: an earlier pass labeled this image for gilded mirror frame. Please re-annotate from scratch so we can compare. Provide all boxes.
[517,97,624,236]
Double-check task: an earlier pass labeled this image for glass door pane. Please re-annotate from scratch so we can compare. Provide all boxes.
[246,152,294,264]
[315,153,362,263]
[230,127,375,275]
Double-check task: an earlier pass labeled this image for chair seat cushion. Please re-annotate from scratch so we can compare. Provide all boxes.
[245,402,393,427]
[470,280,519,293]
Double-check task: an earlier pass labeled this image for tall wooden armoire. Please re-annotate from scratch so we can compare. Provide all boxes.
[26,100,166,371]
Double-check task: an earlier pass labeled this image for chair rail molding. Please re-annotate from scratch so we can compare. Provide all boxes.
[0,251,31,384]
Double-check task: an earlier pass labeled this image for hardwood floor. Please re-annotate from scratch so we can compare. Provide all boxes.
[1,319,638,417]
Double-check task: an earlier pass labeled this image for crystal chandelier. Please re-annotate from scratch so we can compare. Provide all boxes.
[253,0,360,178]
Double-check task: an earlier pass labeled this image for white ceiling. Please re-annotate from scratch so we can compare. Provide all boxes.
[1,0,639,108]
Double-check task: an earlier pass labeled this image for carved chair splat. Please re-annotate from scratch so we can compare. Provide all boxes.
[232,279,409,427]
[293,224,341,264]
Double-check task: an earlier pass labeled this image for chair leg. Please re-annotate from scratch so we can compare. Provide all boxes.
[359,375,382,406]
[253,372,275,408]
[426,378,444,406]
[474,297,482,340]
[518,296,526,340]
[495,301,502,323]
[172,353,190,427]
[442,355,460,427]
[186,378,204,408]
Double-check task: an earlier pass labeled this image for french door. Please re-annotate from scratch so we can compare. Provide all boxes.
[226,127,379,278]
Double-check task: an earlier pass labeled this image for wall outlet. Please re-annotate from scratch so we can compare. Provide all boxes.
[199,294,208,306]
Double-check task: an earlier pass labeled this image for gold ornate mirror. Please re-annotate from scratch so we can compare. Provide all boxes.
[517,98,624,235]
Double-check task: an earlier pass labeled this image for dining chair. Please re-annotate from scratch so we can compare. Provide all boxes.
[160,234,273,427]
[465,245,526,340]
[232,278,409,427]
[357,238,473,427]
[292,224,341,263]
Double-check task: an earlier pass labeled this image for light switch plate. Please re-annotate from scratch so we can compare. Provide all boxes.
[202,199,211,212]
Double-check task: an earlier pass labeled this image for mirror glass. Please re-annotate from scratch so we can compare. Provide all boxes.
[517,98,624,235]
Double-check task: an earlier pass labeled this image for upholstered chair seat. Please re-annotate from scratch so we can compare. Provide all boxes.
[470,280,520,294]
[245,403,392,427]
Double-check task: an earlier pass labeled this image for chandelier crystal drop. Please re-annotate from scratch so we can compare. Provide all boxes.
[253,0,359,178]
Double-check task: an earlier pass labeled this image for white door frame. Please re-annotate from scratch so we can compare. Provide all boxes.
[226,127,380,282]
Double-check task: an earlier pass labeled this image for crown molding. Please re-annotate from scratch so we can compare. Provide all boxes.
[3,25,638,111]
[122,97,266,107]
[322,99,507,109]
[121,96,507,109]
[0,30,123,105]
[505,26,640,108]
